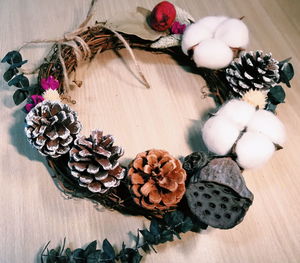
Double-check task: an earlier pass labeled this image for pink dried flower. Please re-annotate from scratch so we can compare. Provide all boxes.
[41,76,59,91]
[171,21,187,34]
[25,95,44,112]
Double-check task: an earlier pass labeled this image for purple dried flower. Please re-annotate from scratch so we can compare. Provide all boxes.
[170,21,187,34]
[41,76,59,91]
[25,95,44,112]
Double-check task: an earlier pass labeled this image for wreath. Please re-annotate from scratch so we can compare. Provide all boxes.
[1,1,294,262]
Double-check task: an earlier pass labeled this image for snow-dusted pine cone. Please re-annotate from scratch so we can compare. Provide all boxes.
[226,50,280,96]
[128,149,187,210]
[68,130,125,194]
[25,101,81,158]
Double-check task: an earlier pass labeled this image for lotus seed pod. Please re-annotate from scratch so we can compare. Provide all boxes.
[236,131,275,169]
[181,23,213,55]
[217,99,255,130]
[214,18,249,48]
[247,110,286,146]
[193,38,233,69]
[202,116,240,155]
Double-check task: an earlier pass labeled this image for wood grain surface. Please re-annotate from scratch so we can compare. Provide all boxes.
[0,0,299,262]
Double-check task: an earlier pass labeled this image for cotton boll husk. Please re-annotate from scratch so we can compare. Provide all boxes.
[217,99,255,130]
[214,18,249,48]
[193,39,233,69]
[247,110,286,146]
[181,23,213,55]
[202,116,240,155]
[236,131,275,169]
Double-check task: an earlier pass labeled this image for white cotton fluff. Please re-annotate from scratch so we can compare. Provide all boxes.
[202,116,240,155]
[247,110,286,146]
[194,16,229,33]
[236,131,275,169]
[216,99,256,130]
[193,38,233,69]
[181,23,213,55]
[214,18,249,48]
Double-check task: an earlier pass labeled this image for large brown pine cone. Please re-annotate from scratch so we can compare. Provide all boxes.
[25,101,81,158]
[128,149,187,210]
[68,130,125,194]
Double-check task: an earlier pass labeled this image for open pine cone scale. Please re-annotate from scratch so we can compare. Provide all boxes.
[129,149,187,210]
[68,130,125,194]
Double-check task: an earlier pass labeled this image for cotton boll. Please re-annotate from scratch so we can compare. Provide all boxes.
[202,116,240,155]
[214,18,249,48]
[236,131,275,169]
[181,23,213,55]
[217,99,255,130]
[194,16,229,33]
[193,39,233,69]
[247,110,286,146]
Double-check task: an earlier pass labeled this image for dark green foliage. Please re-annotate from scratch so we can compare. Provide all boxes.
[1,50,34,106]
[13,89,28,105]
[279,59,294,87]
[8,74,29,88]
[268,85,286,105]
[41,211,196,263]
[1,50,22,64]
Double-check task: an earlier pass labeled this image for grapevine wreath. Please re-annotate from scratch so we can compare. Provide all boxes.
[1,0,294,262]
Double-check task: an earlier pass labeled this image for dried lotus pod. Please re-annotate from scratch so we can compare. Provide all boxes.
[183,151,208,175]
[186,158,253,229]
[25,100,81,158]
[128,149,187,210]
[68,130,125,194]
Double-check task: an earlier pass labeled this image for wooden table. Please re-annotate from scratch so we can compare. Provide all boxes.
[0,0,299,262]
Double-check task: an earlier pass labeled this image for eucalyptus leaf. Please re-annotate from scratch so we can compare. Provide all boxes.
[3,68,17,82]
[13,89,28,105]
[9,60,28,69]
[87,251,101,263]
[268,85,285,105]
[105,7,166,41]
[102,239,116,259]
[8,74,29,88]
[1,50,22,64]
[149,219,160,236]
[139,229,155,244]
[180,217,194,233]
[84,240,97,257]
[279,62,294,87]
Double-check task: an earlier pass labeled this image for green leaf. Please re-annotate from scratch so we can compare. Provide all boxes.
[159,229,174,243]
[140,229,155,244]
[13,89,28,105]
[268,85,286,105]
[8,74,29,88]
[102,239,116,259]
[164,211,184,227]
[9,60,28,69]
[279,62,294,87]
[105,7,166,41]
[1,50,22,64]
[84,240,97,257]
[180,217,194,233]
[87,251,101,263]
[3,68,18,82]
[149,219,160,236]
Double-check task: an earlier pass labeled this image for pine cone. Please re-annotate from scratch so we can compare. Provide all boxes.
[183,151,208,175]
[128,149,187,210]
[68,130,125,194]
[25,101,81,158]
[226,50,280,96]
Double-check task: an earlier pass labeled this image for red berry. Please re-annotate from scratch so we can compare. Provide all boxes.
[149,1,176,32]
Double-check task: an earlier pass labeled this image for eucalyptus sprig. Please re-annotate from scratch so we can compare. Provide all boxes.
[41,211,205,263]
[1,50,42,105]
